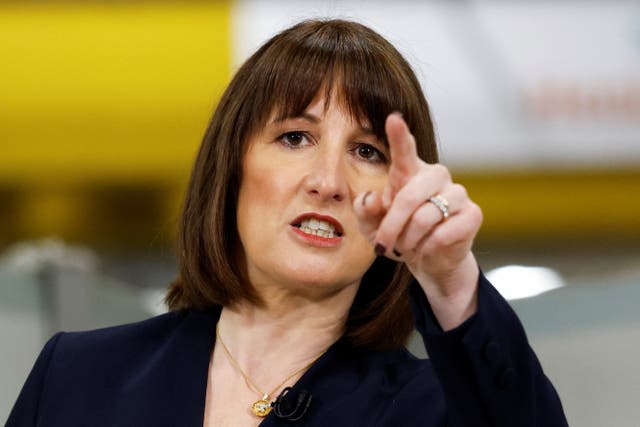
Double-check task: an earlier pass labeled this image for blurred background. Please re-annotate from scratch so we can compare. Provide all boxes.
[1,1,639,425]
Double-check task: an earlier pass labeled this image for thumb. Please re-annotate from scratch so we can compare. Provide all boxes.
[353,191,386,242]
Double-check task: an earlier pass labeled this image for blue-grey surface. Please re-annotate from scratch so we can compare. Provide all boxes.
[2,251,640,427]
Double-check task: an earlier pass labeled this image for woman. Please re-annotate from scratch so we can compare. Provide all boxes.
[8,19,567,426]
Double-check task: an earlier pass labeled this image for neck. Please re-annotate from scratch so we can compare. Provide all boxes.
[216,282,358,382]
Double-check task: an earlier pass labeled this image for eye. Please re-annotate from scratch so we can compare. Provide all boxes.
[278,131,310,148]
[354,143,387,164]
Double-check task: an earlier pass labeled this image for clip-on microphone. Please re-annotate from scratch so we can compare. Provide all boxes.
[271,387,313,421]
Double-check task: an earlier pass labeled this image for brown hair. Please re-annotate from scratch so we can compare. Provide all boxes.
[166,19,438,350]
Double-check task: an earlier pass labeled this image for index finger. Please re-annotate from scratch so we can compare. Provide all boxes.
[386,112,420,179]
[383,113,420,207]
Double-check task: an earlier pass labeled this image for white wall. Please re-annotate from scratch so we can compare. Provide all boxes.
[232,0,640,170]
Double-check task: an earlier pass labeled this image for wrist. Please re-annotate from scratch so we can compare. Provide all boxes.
[416,254,480,331]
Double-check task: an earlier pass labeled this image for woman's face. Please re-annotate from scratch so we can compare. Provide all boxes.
[236,92,390,297]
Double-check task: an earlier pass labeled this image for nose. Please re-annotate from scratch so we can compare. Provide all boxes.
[302,148,348,203]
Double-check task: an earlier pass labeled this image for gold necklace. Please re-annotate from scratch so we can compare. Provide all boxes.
[215,324,325,417]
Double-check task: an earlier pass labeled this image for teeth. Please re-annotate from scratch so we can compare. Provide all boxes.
[298,219,338,238]
[300,218,336,234]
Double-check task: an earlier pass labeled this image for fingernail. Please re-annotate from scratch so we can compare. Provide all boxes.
[362,191,371,206]
[393,248,402,257]
[392,110,403,118]
[374,243,386,256]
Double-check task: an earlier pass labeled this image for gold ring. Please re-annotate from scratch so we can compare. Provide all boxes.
[428,194,450,220]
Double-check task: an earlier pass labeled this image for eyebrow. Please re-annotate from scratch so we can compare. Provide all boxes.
[271,112,320,124]
[271,112,377,137]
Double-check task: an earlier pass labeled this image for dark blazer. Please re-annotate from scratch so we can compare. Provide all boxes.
[7,273,568,426]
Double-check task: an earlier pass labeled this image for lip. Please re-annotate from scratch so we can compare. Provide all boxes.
[290,212,344,247]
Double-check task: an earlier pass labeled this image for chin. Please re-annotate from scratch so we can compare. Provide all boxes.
[280,264,359,292]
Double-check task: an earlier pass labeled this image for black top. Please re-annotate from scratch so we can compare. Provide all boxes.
[7,272,568,426]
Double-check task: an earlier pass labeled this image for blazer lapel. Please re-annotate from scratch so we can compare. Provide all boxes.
[126,308,220,426]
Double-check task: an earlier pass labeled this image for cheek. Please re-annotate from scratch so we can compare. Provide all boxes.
[237,166,271,242]
[236,151,300,240]
[243,143,305,193]
[348,163,388,195]
[353,230,376,263]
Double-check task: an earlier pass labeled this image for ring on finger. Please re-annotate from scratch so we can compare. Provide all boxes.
[428,194,450,220]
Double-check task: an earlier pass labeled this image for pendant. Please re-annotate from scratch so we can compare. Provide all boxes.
[251,396,272,417]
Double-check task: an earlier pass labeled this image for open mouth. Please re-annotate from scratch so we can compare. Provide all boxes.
[291,214,344,239]
[293,218,343,238]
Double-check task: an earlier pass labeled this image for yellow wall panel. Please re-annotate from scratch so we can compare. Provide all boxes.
[0,2,231,183]
[459,170,640,245]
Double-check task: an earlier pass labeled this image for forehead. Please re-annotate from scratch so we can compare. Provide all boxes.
[269,86,374,130]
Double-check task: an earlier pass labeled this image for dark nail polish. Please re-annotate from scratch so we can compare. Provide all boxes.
[393,248,402,257]
[362,191,371,206]
[374,243,386,256]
